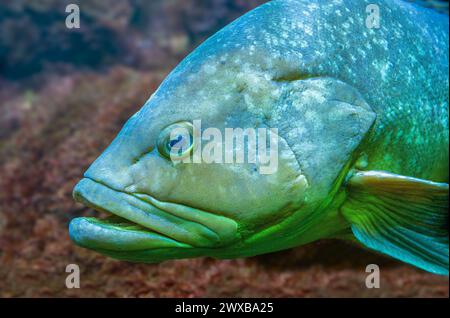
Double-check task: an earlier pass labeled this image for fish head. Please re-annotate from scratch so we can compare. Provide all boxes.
[70,0,376,261]
[69,52,310,260]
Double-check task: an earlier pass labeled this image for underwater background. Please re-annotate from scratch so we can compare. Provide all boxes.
[0,0,448,297]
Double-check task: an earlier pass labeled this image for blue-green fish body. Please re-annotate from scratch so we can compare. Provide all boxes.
[70,0,449,275]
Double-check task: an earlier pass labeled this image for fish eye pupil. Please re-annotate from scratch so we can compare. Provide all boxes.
[167,133,193,154]
[168,135,183,148]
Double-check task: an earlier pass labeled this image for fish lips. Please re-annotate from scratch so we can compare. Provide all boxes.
[70,178,239,252]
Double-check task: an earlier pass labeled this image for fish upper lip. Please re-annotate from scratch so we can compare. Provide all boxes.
[72,177,239,248]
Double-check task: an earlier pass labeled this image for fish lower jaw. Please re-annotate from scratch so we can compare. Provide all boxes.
[69,215,192,252]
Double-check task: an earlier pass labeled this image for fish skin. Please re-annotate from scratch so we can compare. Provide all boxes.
[69,0,449,269]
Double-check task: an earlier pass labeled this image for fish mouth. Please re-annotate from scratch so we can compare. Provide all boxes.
[70,178,239,252]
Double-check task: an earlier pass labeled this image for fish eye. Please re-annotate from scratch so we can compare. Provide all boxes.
[157,122,195,160]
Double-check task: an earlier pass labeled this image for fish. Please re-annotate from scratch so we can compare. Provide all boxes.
[69,0,449,275]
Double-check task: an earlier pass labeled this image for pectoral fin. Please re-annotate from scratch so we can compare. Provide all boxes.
[341,171,449,275]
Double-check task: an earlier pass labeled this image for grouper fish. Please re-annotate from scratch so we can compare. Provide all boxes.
[69,0,449,275]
